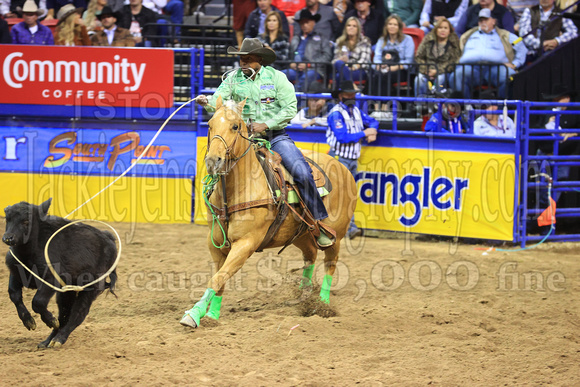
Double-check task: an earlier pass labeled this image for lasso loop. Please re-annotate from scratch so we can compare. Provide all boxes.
[11,98,197,292]
[202,174,229,249]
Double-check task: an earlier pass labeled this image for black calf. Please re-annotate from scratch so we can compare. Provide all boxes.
[2,198,117,348]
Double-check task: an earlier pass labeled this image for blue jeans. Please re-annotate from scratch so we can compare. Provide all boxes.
[450,64,514,98]
[271,133,328,221]
[333,60,367,85]
[157,0,184,42]
[328,150,358,231]
[282,68,321,92]
[414,72,448,97]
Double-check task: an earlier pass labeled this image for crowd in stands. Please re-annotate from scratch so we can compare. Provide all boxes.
[1,0,579,134]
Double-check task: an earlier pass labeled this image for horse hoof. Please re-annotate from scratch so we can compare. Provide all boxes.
[180,314,198,328]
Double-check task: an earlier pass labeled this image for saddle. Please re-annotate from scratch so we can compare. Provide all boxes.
[254,146,337,252]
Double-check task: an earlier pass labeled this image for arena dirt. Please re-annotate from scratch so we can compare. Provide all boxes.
[0,221,578,385]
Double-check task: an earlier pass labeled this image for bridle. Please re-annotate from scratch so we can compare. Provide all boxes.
[206,107,254,176]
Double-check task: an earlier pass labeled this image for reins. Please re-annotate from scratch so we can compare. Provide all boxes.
[203,104,274,249]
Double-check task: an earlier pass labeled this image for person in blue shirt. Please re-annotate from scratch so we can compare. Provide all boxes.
[327,80,378,239]
[371,14,415,97]
[450,8,527,98]
[424,89,468,133]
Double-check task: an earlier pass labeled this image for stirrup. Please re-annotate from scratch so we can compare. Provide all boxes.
[316,229,333,248]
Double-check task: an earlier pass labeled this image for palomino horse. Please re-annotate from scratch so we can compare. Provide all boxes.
[180,97,357,328]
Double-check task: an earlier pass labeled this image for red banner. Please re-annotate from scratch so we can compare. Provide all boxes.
[0,45,174,107]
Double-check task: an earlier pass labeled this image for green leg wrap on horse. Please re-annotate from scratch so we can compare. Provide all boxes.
[300,264,315,289]
[206,295,223,320]
[182,288,216,327]
[320,274,333,304]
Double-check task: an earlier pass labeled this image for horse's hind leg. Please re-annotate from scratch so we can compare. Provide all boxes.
[320,242,341,304]
[294,237,318,288]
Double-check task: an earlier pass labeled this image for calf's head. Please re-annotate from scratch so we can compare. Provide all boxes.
[2,198,52,246]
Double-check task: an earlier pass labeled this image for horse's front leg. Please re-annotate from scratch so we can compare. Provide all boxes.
[205,242,228,321]
[180,238,256,328]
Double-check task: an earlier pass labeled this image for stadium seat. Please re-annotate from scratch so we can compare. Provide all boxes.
[403,28,424,54]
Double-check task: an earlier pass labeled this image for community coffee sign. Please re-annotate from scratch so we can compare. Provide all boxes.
[0,45,174,107]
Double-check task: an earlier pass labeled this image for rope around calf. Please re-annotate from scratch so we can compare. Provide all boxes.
[9,98,197,293]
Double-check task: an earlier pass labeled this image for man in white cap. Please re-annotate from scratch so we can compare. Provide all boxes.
[10,0,54,44]
[450,8,527,98]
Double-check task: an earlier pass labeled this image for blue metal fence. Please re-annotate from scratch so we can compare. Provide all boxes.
[1,47,579,246]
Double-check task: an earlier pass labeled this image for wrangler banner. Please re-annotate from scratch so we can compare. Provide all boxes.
[0,45,174,107]
[194,139,515,241]
[357,147,516,241]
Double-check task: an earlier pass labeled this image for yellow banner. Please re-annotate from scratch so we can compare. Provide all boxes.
[194,139,514,241]
[0,173,192,223]
[357,147,515,240]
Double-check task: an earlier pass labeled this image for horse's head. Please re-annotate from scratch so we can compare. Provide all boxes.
[206,96,249,175]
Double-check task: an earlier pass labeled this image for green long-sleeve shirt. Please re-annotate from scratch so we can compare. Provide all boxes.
[206,66,297,132]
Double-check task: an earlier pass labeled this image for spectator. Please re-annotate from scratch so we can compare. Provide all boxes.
[46,0,87,20]
[519,0,578,61]
[455,0,515,35]
[332,16,372,85]
[55,3,92,45]
[142,0,184,39]
[245,0,289,39]
[330,0,348,23]
[258,10,290,68]
[291,81,330,127]
[388,0,423,28]
[414,17,461,96]
[507,0,539,32]
[82,0,106,34]
[473,89,516,137]
[424,89,468,133]
[10,0,54,44]
[327,80,378,239]
[90,5,135,46]
[371,14,415,96]
[285,9,332,91]
[293,0,340,41]
[233,0,257,48]
[419,0,470,33]
[535,84,579,152]
[343,0,384,45]
[118,0,158,47]
[450,8,527,98]
[3,0,48,18]
[0,16,11,43]
[272,0,305,25]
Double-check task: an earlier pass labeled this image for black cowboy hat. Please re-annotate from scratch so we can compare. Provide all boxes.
[306,82,329,95]
[332,80,358,99]
[97,6,121,21]
[541,84,577,100]
[295,9,321,23]
[227,38,277,66]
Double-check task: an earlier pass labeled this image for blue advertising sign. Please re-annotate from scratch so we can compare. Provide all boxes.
[1,126,197,178]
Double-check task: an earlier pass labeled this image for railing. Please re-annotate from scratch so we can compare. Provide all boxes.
[520,101,580,244]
